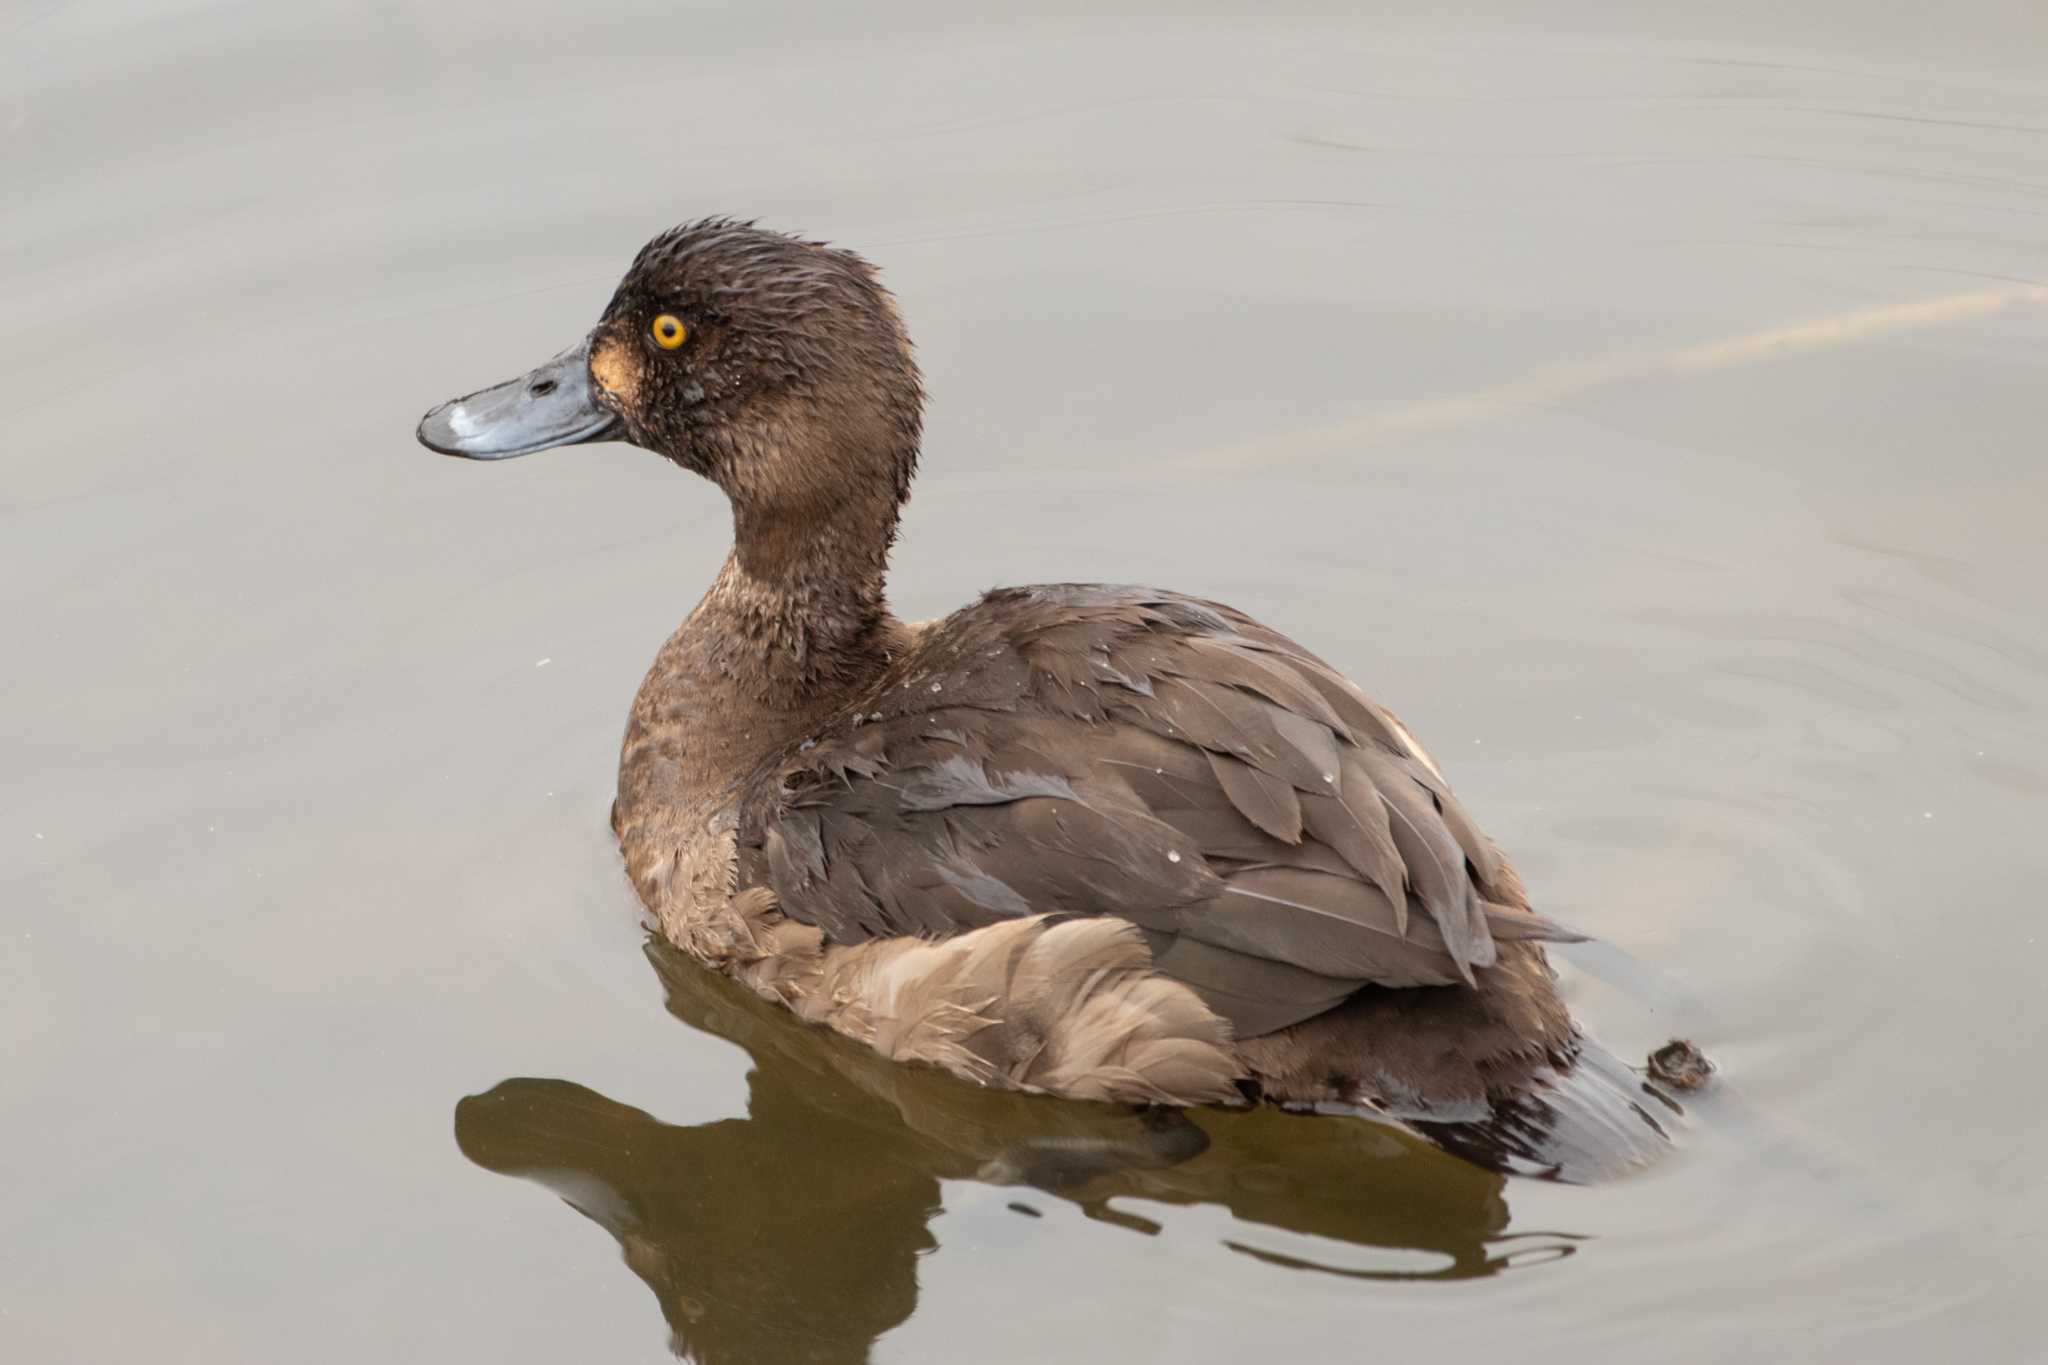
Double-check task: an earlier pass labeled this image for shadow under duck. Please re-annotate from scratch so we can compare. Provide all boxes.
[419,219,1675,1178]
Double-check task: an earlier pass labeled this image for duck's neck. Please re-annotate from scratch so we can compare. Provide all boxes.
[699,494,904,698]
[620,492,910,821]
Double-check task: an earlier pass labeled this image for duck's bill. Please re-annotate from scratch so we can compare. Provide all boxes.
[416,339,621,460]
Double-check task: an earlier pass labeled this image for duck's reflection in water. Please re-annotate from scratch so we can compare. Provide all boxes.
[455,940,1587,1363]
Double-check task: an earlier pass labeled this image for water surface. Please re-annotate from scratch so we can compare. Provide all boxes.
[6,2,2047,1360]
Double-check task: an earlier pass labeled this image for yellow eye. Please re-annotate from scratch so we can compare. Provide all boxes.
[650,314,687,349]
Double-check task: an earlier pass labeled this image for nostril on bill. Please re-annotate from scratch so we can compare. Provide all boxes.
[529,378,557,397]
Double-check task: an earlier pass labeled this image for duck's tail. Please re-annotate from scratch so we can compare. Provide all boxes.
[1400,1036,1680,1183]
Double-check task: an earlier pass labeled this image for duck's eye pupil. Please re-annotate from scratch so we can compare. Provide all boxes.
[652,315,687,349]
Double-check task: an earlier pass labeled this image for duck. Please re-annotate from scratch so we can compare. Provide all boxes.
[420,219,1672,1175]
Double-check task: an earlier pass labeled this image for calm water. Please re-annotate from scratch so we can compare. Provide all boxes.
[7,2,2047,1360]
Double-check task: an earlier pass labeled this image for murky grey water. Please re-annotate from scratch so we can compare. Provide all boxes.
[7,2,2047,1360]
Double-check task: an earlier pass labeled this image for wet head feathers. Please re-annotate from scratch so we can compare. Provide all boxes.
[597,218,923,511]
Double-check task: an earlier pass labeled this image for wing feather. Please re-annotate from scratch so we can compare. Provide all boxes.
[1205,751,1305,844]
[738,585,1579,1037]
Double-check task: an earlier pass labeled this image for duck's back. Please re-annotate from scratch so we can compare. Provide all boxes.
[730,587,1590,1094]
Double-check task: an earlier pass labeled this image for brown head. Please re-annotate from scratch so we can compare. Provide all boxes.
[418,219,925,582]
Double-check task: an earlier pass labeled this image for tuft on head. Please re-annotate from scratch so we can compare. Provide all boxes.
[586,219,924,517]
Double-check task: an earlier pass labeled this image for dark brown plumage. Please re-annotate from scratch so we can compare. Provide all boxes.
[735,585,1582,1032]
[421,219,1674,1176]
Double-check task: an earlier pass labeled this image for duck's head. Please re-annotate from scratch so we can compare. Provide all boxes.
[418,219,923,520]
